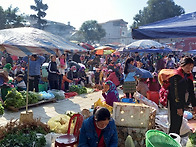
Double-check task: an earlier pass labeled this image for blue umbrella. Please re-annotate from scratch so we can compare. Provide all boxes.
[139,68,153,78]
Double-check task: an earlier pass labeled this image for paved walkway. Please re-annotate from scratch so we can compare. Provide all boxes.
[0,90,124,126]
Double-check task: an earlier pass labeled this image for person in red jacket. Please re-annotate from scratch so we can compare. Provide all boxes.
[105,69,120,87]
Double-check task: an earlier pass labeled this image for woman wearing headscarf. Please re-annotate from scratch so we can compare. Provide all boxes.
[102,80,120,107]
[168,56,196,135]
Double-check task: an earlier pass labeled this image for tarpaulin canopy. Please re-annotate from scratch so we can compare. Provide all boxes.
[132,11,196,39]
[0,27,87,57]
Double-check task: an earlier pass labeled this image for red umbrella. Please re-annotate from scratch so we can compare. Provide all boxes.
[79,43,95,50]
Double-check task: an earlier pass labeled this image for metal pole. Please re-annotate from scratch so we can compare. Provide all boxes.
[26,56,30,113]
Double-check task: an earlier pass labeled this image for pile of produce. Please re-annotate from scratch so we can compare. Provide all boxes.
[0,118,50,146]
[20,91,41,104]
[0,102,4,115]
[189,132,196,145]
[69,85,87,94]
[47,112,76,134]
[4,89,25,108]
[47,114,71,134]
[4,89,41,108]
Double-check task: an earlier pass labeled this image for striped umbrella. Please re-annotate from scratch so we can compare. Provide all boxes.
[0,27,87,57]
[0,27,87,113]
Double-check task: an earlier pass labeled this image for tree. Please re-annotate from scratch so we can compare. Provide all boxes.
[30,0,48,29]
[0,6,25,30]
[79,20,106,43]
[5,6,25,28]
[0,6,6,29]
[132,0,185,28]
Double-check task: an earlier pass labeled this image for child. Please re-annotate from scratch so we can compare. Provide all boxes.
[102,80,120,107]
[15,74,26,91]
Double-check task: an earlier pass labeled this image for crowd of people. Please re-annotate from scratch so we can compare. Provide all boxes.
[1,50,196,139]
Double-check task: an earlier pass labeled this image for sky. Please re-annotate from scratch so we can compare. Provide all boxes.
[0,0,195,29]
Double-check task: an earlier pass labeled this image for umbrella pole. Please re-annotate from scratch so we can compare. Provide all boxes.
[20,55,33,124]
[26,56,30,113]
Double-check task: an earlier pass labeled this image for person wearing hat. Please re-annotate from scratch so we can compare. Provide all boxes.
[168,56,196,135]
[14,74,26,91]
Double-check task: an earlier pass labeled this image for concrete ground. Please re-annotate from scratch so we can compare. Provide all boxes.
[0,89,124,126]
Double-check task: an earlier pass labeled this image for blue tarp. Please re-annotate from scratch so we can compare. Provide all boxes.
[132,12,196,39]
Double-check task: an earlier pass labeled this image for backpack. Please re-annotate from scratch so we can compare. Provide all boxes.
[158,69,177,106]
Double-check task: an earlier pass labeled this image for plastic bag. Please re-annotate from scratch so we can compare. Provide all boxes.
[47,114,70,133]
[133,91,159,113]
[39,91,55,100]
[94,98,113,113]
[48,89,65,100]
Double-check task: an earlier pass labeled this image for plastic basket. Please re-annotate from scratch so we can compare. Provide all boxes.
[38,83,48,92]
[121,98,135,103]
[145,130,181,147]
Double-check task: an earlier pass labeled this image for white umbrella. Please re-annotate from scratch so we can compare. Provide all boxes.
[0,27,87,56]
[126,39,163,49]
[0,27,87,113]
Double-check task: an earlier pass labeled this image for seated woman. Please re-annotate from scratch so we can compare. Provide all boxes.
[78,107,118,147]
[67,66,79,85]
[78,67,88,86]
[102,80,120,107]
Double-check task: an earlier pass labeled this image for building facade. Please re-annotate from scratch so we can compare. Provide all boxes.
[100,19,133,45]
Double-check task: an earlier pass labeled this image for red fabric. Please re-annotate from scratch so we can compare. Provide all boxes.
[176,67,193,81]
[159,87,169,106]
[64,92,78,98]
[105,72,120,87]
[94,120,105,147]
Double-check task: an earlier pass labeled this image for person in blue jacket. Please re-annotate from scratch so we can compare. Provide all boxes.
[23,54,45,92]
[78,107,118,147]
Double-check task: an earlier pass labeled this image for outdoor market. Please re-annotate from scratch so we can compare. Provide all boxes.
[0,12,196,147]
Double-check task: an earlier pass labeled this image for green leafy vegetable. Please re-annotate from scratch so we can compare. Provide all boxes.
[0,101,4,115]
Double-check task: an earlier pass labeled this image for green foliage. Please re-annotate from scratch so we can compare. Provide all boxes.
[132,0,185,28]
[4,89,25,108]
[20,91,39,104]
[0,129,46,147]
[79,20,106,43]
[4,89,41,108]
[30,0,48,29]
[69,85,87,94]
[189,132,196,145]
[0,6,6,29]
[0,6,25,30]
[0,101,4,115]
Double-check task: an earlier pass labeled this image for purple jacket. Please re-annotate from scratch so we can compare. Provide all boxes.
[102,92,119,107]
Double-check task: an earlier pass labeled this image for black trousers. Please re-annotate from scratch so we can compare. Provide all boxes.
[58,74,63,90]
[49,80,58,90]
[64,81,69,91]
[168,101,183,135]
[29,75,40,92]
